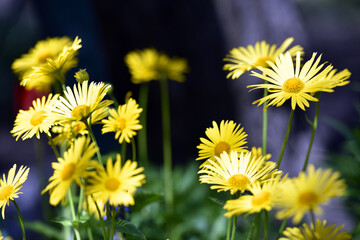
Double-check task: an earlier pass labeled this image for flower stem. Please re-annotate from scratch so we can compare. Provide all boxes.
[276,109,295,169]
[159,77,174,213]
[138,82,150,167]
[230,215,237,240]
[247,212,260,240]
[12,200,26,240]
[276,217,288,239]
[131,138,137,162]
[92,196,108,239]
[47,135,60,159]
[121,141,127,162]
[302,94,320,172]
[226,217,232,240]
[263,210,269,240]
[67,188,81,240]
[83,120,103,165]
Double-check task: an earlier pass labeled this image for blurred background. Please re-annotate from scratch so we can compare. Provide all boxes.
[0,0,359,239]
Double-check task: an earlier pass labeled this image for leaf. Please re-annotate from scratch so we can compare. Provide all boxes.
[52,216,89,228]
[24,221,63,240]
[132,190,162,212]
[208,196,226,206]
[105,219,146,240]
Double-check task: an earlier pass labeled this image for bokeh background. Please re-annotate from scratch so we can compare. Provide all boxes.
[0,0,359,239]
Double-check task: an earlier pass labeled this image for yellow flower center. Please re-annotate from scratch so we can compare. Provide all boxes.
[116,118,126,131]
[0,186,13,201]
[298,191,319,206]
[214,141,230,157]
[61,163,76,181]
[105,178,120,191]
[228,174,250,192]
[30,110,47,126]
[71,105,91,120]
[254,57,273,68]
[38,52,53,63]
[72,122,86,134]
[251,191,270,207]
[283,77,305,93]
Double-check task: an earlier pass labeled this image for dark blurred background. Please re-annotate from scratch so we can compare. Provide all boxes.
[0,0,359,239]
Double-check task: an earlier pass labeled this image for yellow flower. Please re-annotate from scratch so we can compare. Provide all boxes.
[249,146,271,160]
[248,51,334,110]
[224,174,285,217]
[0,164,29,219]
[11,93,59,141]
[198,151,278,195]
[18,37,81,92]
[41,137,100,206]
[49,80,113,123]
[325,68,351,88]
[125,48,189,83]
[101,98,143,143]
[275,164,346,224]
[86,154,145,207]
[84,196,106,219]
[196,120,248,162]
[223,37,303,79]
[280,218,351,240]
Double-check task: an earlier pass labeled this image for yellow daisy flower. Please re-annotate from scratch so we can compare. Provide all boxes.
[196,120,248,162]
[101,98,143,144]
[0,164,29,219]
[11,93,59,141]
[325,68,351,88]
[41,137,100,206]
[49,80,113,123]
[249,146,272,160]
[125,48,189,84]
[223,37,303,79]
[248,51,334,110]
[275,164,346,224]
[280,218,351,240]
[198,151,278,195]
[224,174,285,217]
[86,154,146,207]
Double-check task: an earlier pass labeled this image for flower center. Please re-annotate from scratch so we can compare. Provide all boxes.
[254,57,273,68]
[214,141,230,157]
[298,191,319,206]
[283,77,305,93]
[61,163,76,180]
[105,178,120,191]
[251,191,270,206]
[227,174,250,192]
[72,121,86,134]
[30,110,47,126]
[38,52,53,63]
[71,104,91,120]
[116,118,126,131]
[0,186,13,201]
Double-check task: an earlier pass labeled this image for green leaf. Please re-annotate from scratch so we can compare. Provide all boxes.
[132,190,163,212]
[52,216,88,228]
[208,196,226,206]
[105,219,146,240]
[24,221,63,240]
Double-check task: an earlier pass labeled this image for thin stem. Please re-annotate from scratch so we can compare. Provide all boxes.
[226,217,232,240]
[262,81,268,156]
[247,213,261,240]
[276,217,288,240]
[159,77,174,212]
[138,82,150,167]
[131,138,136,162]
[121,141,127,162]
[108,91,119,108]
[276,109,295,169]
[310,209,316,227]
[12,200,26,240]
[230,215,237,240]
[263,210,268,240]
[92,196,108,239]
[109,207,116,240]
[302,94,320,172]
[83,120,103,165]
[67,188,81,240]
[47,135,60,159]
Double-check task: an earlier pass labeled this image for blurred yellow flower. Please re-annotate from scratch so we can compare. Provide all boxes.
[223,37,303,79]
[102,98,143,143]
[325,68,351,88]
[249,146,271,161]
[275,164,346,224]
[41,137,100,206]
[280,218,351,240]
[86,154,145,207]
[125,48,189,83]
[0,164,29,219]
[198,151,278,195]
[249,51,334,110]
[11,93,59,141]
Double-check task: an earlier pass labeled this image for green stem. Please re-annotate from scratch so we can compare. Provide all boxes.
[47,135,60,159]
[263,210,268,240]
[108,91,119,108]
[77,184,85,218]
[302,94,320,172]
[121,141,127,162]
[159,77,174,212]
[131,138,137,162]
[247,213,261,240]
[276,217,288,240]
[92,196,108,239]
[262,82,268,156]
[276,109,295,169]
[226,217,232,240]
[67,188,81,240]
[109,207,116,240]
[83,120,103,165]
[138,82,150,167]
[12,200,26,240]
[230,215,237,240]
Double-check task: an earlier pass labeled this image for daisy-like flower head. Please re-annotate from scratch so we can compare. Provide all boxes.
[125,48,189,84]
[0,164,29,219]
[198,151,279,195]
[280,218,351,240]
[249,146,272,161]
[49,80,113,123]
[224,174,285,217]
[248,51,334,111]
[101,98,143,144]
[275,164,346,224]
[223,37,303,79]
[19,36,82,92]
[324,68,351,89]
[86,154,146,207]
[196,120,248,164]
[11,93,59,141]
[41,136,100,206]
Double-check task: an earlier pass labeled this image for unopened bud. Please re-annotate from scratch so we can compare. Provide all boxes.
[74,69,89,83]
